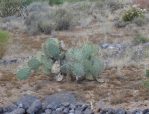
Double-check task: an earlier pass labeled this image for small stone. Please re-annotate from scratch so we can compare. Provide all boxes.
[69,104,76,110]
[5,108,25,114]
[56,107,63,112]
[143,109,149,114]
[45,109,52,114]
[83,108,93,114]
[0,107,3,113]
[115,108,126,114]
[3,104,17,113]
[74,109,82,114]
[27,100,42,114]
[62,102,70,107]
[69,109,75,113]
[132,109,142,114]
[100,108,115,114]
[63,108,69,114]
[16,95,38,109]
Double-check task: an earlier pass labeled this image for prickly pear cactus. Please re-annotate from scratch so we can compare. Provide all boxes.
[82,43,99,59]
[72,63,85,78]
[90,57,104,79]
[41,55,53,75]
[43,38,60,60]
[16,67,31,80]
[28,57,41,71]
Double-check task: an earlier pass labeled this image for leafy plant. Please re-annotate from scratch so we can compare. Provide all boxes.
[122,6,145,22]
[0,30,9,59]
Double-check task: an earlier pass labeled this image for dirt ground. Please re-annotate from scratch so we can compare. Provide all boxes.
[0,27,149,110]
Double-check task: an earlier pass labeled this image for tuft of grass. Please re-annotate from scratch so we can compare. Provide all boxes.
[133,34,149,45]
[0,30,9,59]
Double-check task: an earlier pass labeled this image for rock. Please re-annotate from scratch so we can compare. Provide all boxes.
[55,73,64,82]
[143,109,149,114]
[3,104,17,113]
[43,92,77,110]
[45,109,52,114]
[4,108,25,114]
[63,108,69,114]
[132,109,143,114]
[83,108,93,114]
[27,100,42,114]
[100,108,115,114]
[51,61,60,74]
[16,95,38,109]
[62,102,70,107]
[74,109,82,114]
[115,108,126,114]
[95,100,107,112]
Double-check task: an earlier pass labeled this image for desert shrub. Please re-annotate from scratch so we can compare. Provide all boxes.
[0,0,22,17]
[54,8,73,30]
[24,2,54,35]
[122,6,145,22]
[145,69,149,77]
[16,38,104,82]
[24,3,73,35]
[0,30,9,59]
[133,34,149,45]
[49,0,64,6]
[132,16,146,26]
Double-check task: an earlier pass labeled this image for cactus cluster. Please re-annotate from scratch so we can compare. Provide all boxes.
[16,38,104,82]
[64,43,104,81]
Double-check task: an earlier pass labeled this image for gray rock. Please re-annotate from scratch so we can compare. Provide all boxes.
[3,104,17,113]
[16,95,38,109]
[45,109,52,114]
[115,108,126,114]
[143,109,149,114]
[100,108,115,114]
[27,100,42,114]
[83,108,93,114]
[132,109,142,114]
[69,109,75,113]
[74,109,82,114]
[4,108,25,114]
[0,107,3,113]
[43,92,77,110]
[63,108,69,114]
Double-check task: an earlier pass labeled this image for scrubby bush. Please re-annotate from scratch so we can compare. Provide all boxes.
[24,3,73,35]
[54,8,73,30]
[133,34,149,45]
[0,30,9,59]
[16,38,104,82]
[0,0,22,17]
[49,0,64,6]
[122,6,145,22]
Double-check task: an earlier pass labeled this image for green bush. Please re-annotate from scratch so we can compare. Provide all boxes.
[0,30,9,59]
[49,0,64,6]
[16,38,104,82]
[122,6,144,22]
